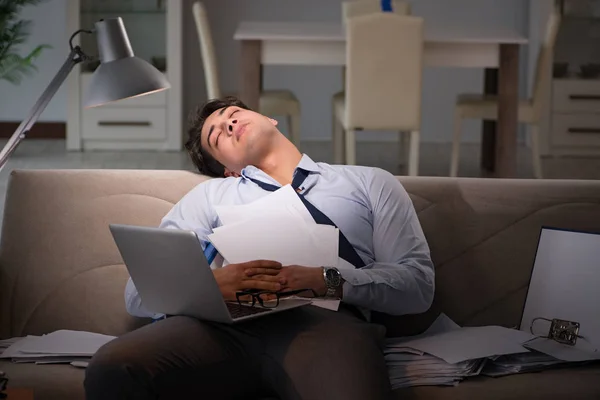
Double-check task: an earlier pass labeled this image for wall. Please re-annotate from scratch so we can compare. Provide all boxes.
[0,0,67,122]
[2,0,530,144]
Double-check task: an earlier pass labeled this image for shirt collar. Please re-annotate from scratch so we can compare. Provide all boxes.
[241,153,321,181]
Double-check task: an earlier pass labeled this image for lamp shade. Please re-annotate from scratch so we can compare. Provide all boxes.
[83,18,170,108]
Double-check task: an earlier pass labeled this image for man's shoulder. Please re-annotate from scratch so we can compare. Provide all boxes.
[320,162,399,184]
[182,175,242,201]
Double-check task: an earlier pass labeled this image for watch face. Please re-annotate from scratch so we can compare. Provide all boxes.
[326,268,341,287]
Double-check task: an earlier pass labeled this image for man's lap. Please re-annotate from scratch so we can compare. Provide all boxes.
[85,304,392,400]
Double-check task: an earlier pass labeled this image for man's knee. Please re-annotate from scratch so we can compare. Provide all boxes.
[84,338,152,399]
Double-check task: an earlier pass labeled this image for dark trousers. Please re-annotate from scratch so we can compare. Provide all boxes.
[84,305,393,400]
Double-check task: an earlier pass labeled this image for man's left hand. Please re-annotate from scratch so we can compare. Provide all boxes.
[245,265,327,296]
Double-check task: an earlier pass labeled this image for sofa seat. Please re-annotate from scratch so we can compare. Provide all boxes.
[0,361,85,399]
[2,359,599,400]
[394,365,600,399]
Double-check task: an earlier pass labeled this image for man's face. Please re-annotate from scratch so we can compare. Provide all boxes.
[201,105,278,175]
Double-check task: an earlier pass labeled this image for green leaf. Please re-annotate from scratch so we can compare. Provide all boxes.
[0,0,51,85]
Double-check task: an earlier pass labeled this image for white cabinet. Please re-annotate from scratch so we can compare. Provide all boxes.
[543,79,600,156]
[66,0,182,151]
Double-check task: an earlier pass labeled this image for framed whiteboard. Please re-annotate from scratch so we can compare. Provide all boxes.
[519,227,600,350]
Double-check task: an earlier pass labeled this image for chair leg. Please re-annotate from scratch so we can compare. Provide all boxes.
[450,112,463,177]
[530,125,543,179]
[399,131,409,165]
[333,111,345,164]
[345,129,356,165]
[288,112,301,151]
[408,130,420,176]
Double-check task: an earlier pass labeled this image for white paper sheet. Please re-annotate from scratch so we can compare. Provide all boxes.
[208,212,338,267]
[0,331,115,366]
[11,330,115,356]
[211,185,340,311]
[215,184,314,226]
[523,337,600,362]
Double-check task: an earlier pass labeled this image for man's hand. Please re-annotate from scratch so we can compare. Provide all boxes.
[247,265,328,297]
[214,260,285,300]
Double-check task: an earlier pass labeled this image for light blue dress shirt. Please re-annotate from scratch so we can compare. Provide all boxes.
[124,154,435,320]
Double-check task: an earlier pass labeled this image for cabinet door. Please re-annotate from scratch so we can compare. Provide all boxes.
[82,107,167,141]
[551,114,600,147]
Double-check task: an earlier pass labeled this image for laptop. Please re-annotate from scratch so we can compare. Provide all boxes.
[519,226,600,350]
[109,223,313,324]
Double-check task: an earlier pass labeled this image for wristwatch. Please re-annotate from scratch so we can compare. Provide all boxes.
[322,267,342,298]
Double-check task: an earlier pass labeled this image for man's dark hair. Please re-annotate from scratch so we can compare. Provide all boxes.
[185,96,251,177]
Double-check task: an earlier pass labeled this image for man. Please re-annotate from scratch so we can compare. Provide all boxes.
[84,96,435,400]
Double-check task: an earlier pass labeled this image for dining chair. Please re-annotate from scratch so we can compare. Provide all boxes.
[342,0,411,20]
[332,13,424,176]
[191,2,302,149]
[333,1,413,167]
[450,10,561,179]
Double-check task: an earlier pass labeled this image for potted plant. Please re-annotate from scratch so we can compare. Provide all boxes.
[0,0,51,85]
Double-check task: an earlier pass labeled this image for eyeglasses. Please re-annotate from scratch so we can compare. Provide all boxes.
[236,288,318,309]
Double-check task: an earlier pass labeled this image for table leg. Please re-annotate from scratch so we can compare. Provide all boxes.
[495,44,520,178]
[481,68,498,172]
[239,40,261,111]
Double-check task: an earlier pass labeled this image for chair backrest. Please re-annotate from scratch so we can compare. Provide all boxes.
[531,8,561,119]
[192,2,221,100]
[345,13,424,131]
[342,1,411,20]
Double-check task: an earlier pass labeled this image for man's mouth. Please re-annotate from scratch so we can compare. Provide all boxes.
[235,123,246,140]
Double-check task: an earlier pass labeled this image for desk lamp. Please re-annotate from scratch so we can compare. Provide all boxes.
[0,17,170,172]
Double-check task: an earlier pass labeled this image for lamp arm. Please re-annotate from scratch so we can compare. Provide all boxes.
[0,46,88,173]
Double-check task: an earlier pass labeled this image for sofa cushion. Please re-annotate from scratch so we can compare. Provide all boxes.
[2,171,600,339]
[0,169,209,339]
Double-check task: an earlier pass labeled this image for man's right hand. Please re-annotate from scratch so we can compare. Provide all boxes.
[213,260,285,300]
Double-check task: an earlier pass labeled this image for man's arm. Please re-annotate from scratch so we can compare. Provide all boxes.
[339,168,435,316]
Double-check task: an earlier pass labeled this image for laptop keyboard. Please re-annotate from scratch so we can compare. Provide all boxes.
[226,302,273,319]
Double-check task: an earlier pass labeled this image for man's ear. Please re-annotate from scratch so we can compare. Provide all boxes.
[224,169,241,178]
[268,117,278,126]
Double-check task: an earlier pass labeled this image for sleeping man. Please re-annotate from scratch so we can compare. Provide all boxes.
[84,96,435,400]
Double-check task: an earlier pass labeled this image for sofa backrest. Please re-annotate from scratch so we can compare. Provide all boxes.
[1,170,600,339]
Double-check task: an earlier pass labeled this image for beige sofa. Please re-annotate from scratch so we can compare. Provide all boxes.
[1,169,600,400]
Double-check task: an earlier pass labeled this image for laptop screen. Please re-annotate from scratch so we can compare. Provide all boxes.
[519,227,600,349]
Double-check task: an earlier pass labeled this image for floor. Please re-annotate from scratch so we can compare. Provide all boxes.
[1,138,599,226]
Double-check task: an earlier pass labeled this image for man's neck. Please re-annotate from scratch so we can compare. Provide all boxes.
[255,141,303,186]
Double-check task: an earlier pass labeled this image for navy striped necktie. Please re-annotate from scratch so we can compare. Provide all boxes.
[246,169,365,269]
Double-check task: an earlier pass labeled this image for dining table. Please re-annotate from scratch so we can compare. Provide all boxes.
[234,21,528,178]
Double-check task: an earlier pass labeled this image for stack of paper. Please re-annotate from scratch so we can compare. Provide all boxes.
[386,352,486,389]
[0,330,115,367]
[208,184,339,268]
[383,314,537,389]
[481,351,568,377]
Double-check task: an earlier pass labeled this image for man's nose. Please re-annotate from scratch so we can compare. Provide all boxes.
[227,119,238,135]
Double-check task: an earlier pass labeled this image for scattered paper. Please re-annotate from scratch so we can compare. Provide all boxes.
[0,330,115,366]
[215,185,315,226]
[208,212,338,267]
[210,184,339,268]
[384,314,486,389]
[523,337,600,362]
[390,325,534,365]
